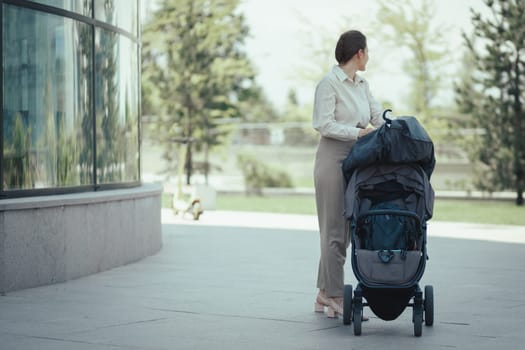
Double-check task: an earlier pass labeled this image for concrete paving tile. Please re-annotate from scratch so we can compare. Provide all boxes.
[1,211,525,349]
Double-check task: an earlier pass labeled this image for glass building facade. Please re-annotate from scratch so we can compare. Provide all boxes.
[1,0,140,197]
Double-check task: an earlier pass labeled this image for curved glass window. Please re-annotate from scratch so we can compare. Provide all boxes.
[1,1,141,197]
[2,4,93,190]
[94,0,137,35]
[95,28,139,184]
[29,0,92,16]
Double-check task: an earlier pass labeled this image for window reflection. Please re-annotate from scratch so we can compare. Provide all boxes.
[95,28,139,184]
[2,1,140,194]
[94,0,137,35]
[2,4,93,190]
[29,0,92,16]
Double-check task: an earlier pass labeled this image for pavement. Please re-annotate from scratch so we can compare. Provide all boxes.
[1,209,525,349]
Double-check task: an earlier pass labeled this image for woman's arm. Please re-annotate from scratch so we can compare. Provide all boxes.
[312,79,361,141]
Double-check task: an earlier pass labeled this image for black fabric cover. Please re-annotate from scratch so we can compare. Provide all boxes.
[363,287,415,321]
[342,116,435,182]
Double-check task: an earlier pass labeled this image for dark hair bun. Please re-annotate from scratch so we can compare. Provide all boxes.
[335,30,367,64]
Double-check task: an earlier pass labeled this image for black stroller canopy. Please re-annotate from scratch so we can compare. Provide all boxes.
[344,163,435,222]
[342,112,435,183]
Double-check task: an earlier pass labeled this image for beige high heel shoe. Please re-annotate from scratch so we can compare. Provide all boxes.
[314,292,343,318]
[314,292,330,313]
[315,293,369,320]
[326,297,344,318]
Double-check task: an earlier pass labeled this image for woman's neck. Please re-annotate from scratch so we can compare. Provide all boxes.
[339,61,358,81]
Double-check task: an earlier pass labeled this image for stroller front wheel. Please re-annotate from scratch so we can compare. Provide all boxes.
[343,285,353,325]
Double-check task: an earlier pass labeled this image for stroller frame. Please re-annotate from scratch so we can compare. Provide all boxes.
[344,283,432,337]
[343,163,434,336]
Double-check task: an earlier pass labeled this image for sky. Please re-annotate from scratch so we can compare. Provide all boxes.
[142,0,486,113]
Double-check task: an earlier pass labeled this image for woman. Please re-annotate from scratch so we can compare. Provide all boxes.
[312,30,386,318]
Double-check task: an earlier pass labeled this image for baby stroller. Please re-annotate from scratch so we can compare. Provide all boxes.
[341,111,435,336]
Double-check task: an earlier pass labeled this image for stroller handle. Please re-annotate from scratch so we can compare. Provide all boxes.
[383,109,393,127]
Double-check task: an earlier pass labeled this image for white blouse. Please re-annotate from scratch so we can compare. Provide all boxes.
[312,65,385,141]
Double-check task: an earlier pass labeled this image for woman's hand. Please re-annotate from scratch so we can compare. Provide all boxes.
[358,127,375,138]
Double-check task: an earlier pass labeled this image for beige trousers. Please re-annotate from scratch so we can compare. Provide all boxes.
[314,136,355,298]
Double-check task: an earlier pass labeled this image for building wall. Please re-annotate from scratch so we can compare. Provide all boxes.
[0,184,162,293]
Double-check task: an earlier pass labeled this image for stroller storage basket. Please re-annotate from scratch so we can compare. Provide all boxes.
[354,249,423,286]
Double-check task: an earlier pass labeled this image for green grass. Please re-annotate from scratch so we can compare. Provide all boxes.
[432,199,525,225]
[163,191,525,225]
[213,193,525,226]
[216,194,317,215]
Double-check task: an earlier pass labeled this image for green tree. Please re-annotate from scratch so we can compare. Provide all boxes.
[455,0,525,205]
[281,88,318,146]
[376,0,449,130]
[141,0,257,185]
[237,85,280,123]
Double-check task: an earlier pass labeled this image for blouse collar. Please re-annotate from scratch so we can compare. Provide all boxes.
[332,65,364,85]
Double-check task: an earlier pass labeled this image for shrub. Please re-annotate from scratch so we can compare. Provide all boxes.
[237,153,293,195]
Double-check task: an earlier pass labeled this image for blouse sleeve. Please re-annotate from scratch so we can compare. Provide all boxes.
[312,79,360,141]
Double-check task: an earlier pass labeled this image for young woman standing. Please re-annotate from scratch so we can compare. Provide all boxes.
[312,30,387,318]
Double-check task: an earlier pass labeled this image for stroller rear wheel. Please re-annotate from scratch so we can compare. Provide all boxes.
[353,307,362,335]
[413,306,423,336]
[424,285,434,326]
[353,296,362,336]
[413,290,424,337]
[343,285,353,325]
